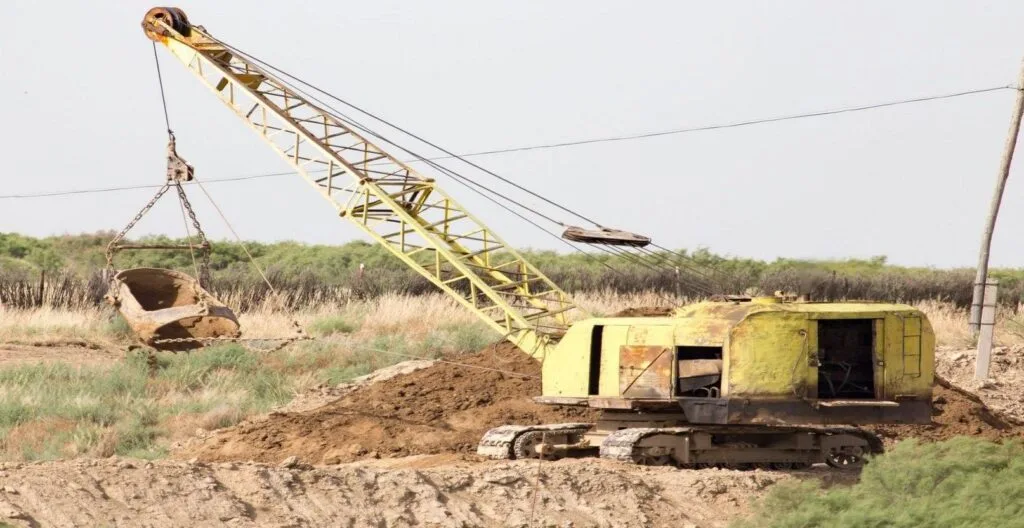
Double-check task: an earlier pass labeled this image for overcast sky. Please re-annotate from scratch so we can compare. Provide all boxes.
[3,1,1024,267]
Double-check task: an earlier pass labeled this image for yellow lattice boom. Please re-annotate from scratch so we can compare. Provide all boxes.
[141,8,584,358]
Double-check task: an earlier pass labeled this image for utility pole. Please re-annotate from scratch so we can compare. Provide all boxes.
[970,59,1024,332]
[975,279,999,380]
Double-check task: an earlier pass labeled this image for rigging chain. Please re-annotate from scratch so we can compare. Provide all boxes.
[103,181,212,288]
[173,182,213,286]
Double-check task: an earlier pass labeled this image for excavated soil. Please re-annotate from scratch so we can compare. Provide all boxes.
[186,342,1024,466]
[613,306,675,317]
[935,346,1024,424]
[868,381,1024,444]
[181,343,599,465]
[868,346,1024,444]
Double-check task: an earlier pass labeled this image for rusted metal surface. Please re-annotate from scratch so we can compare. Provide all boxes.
[619,345,672,398]
[106,268,240,352]
[677,359,723,392]
[561,226,651,247]
[165,134,194,182]
[141,7,190,42]
[815,400,899,408]
[678,359,722,378]
[726,397,931,425]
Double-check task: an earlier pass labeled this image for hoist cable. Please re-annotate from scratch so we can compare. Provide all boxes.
[209,33,569,231]
[201,31,1015,237]
[201,32,605,229]
[191,177,279,295]
[601,245,713,298]
[203,35,606,273]
[635,245,723,288]
[209,48,632,294]
[191,30,724,297]
[650,242,736,285]
[151,42,173,136]
[623,246,716,294]
[586,244,684,304]
[335,113,626,279]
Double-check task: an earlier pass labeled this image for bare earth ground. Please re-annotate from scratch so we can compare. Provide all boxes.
[0,340,122,367]
[0,457,795,527]
[2,341,1024,526]
[935,345,1024,424]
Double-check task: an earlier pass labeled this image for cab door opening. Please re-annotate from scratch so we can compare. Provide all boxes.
[817,319,875,399]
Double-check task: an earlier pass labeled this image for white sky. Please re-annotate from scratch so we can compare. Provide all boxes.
[2,0,1024,268]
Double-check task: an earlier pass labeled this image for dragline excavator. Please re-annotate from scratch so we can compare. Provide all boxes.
[138,7,935,469]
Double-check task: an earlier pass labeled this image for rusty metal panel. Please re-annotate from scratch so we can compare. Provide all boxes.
[678,359,722,378]
[619,345,672,398]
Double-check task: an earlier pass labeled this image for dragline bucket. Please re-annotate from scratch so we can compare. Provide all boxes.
[106,268,240,351]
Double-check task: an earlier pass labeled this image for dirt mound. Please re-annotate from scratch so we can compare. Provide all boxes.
[868,380,1024,444]
[0,457,789,528]
[183,343,599,465]
[613,306,674,317]
[182,340,1024,466]
[935,346,1024,423]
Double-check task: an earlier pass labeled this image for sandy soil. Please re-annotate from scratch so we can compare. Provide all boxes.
[0,340,124,367]
[0,457,794,528]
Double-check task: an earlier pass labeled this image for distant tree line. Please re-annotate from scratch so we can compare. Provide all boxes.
[1,232,1021,309]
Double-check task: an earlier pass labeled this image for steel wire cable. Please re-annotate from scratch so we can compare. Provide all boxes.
[203,33,739,287]
[1,83,1011,203]
[197,29,1015,231]
[194,31,1018,289]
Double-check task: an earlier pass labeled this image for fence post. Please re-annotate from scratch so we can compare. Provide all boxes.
[975,279,999,380]
[37,269,46,308]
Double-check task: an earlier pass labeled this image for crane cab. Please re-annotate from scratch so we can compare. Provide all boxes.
[539,298,934,426]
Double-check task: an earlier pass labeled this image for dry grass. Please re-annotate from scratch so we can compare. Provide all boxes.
[0,304,126,345]
[913,299,1024,348]
[0,292,1020,350]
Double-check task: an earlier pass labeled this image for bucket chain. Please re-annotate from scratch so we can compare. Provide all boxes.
[105,182,172,280]
[173,182,212,287]
[104,181,213,288]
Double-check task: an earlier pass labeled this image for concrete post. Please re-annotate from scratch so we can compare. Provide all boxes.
[974,279,999,381]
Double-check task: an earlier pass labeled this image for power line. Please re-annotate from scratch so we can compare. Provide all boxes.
[226,37,1014,230]
[440,85,1015,158]
[183,34,1024,297]
[0,85,1012,201]
[0,171,294,199]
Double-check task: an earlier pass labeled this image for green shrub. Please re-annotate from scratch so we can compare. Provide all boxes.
[103,314,135,341]
[308,315,357,336]
[734,438,1024,528]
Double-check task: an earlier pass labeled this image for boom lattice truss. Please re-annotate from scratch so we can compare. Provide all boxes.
[143,8,583,357]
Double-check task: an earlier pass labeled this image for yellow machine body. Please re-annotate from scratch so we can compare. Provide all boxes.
[540,298,934,425]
